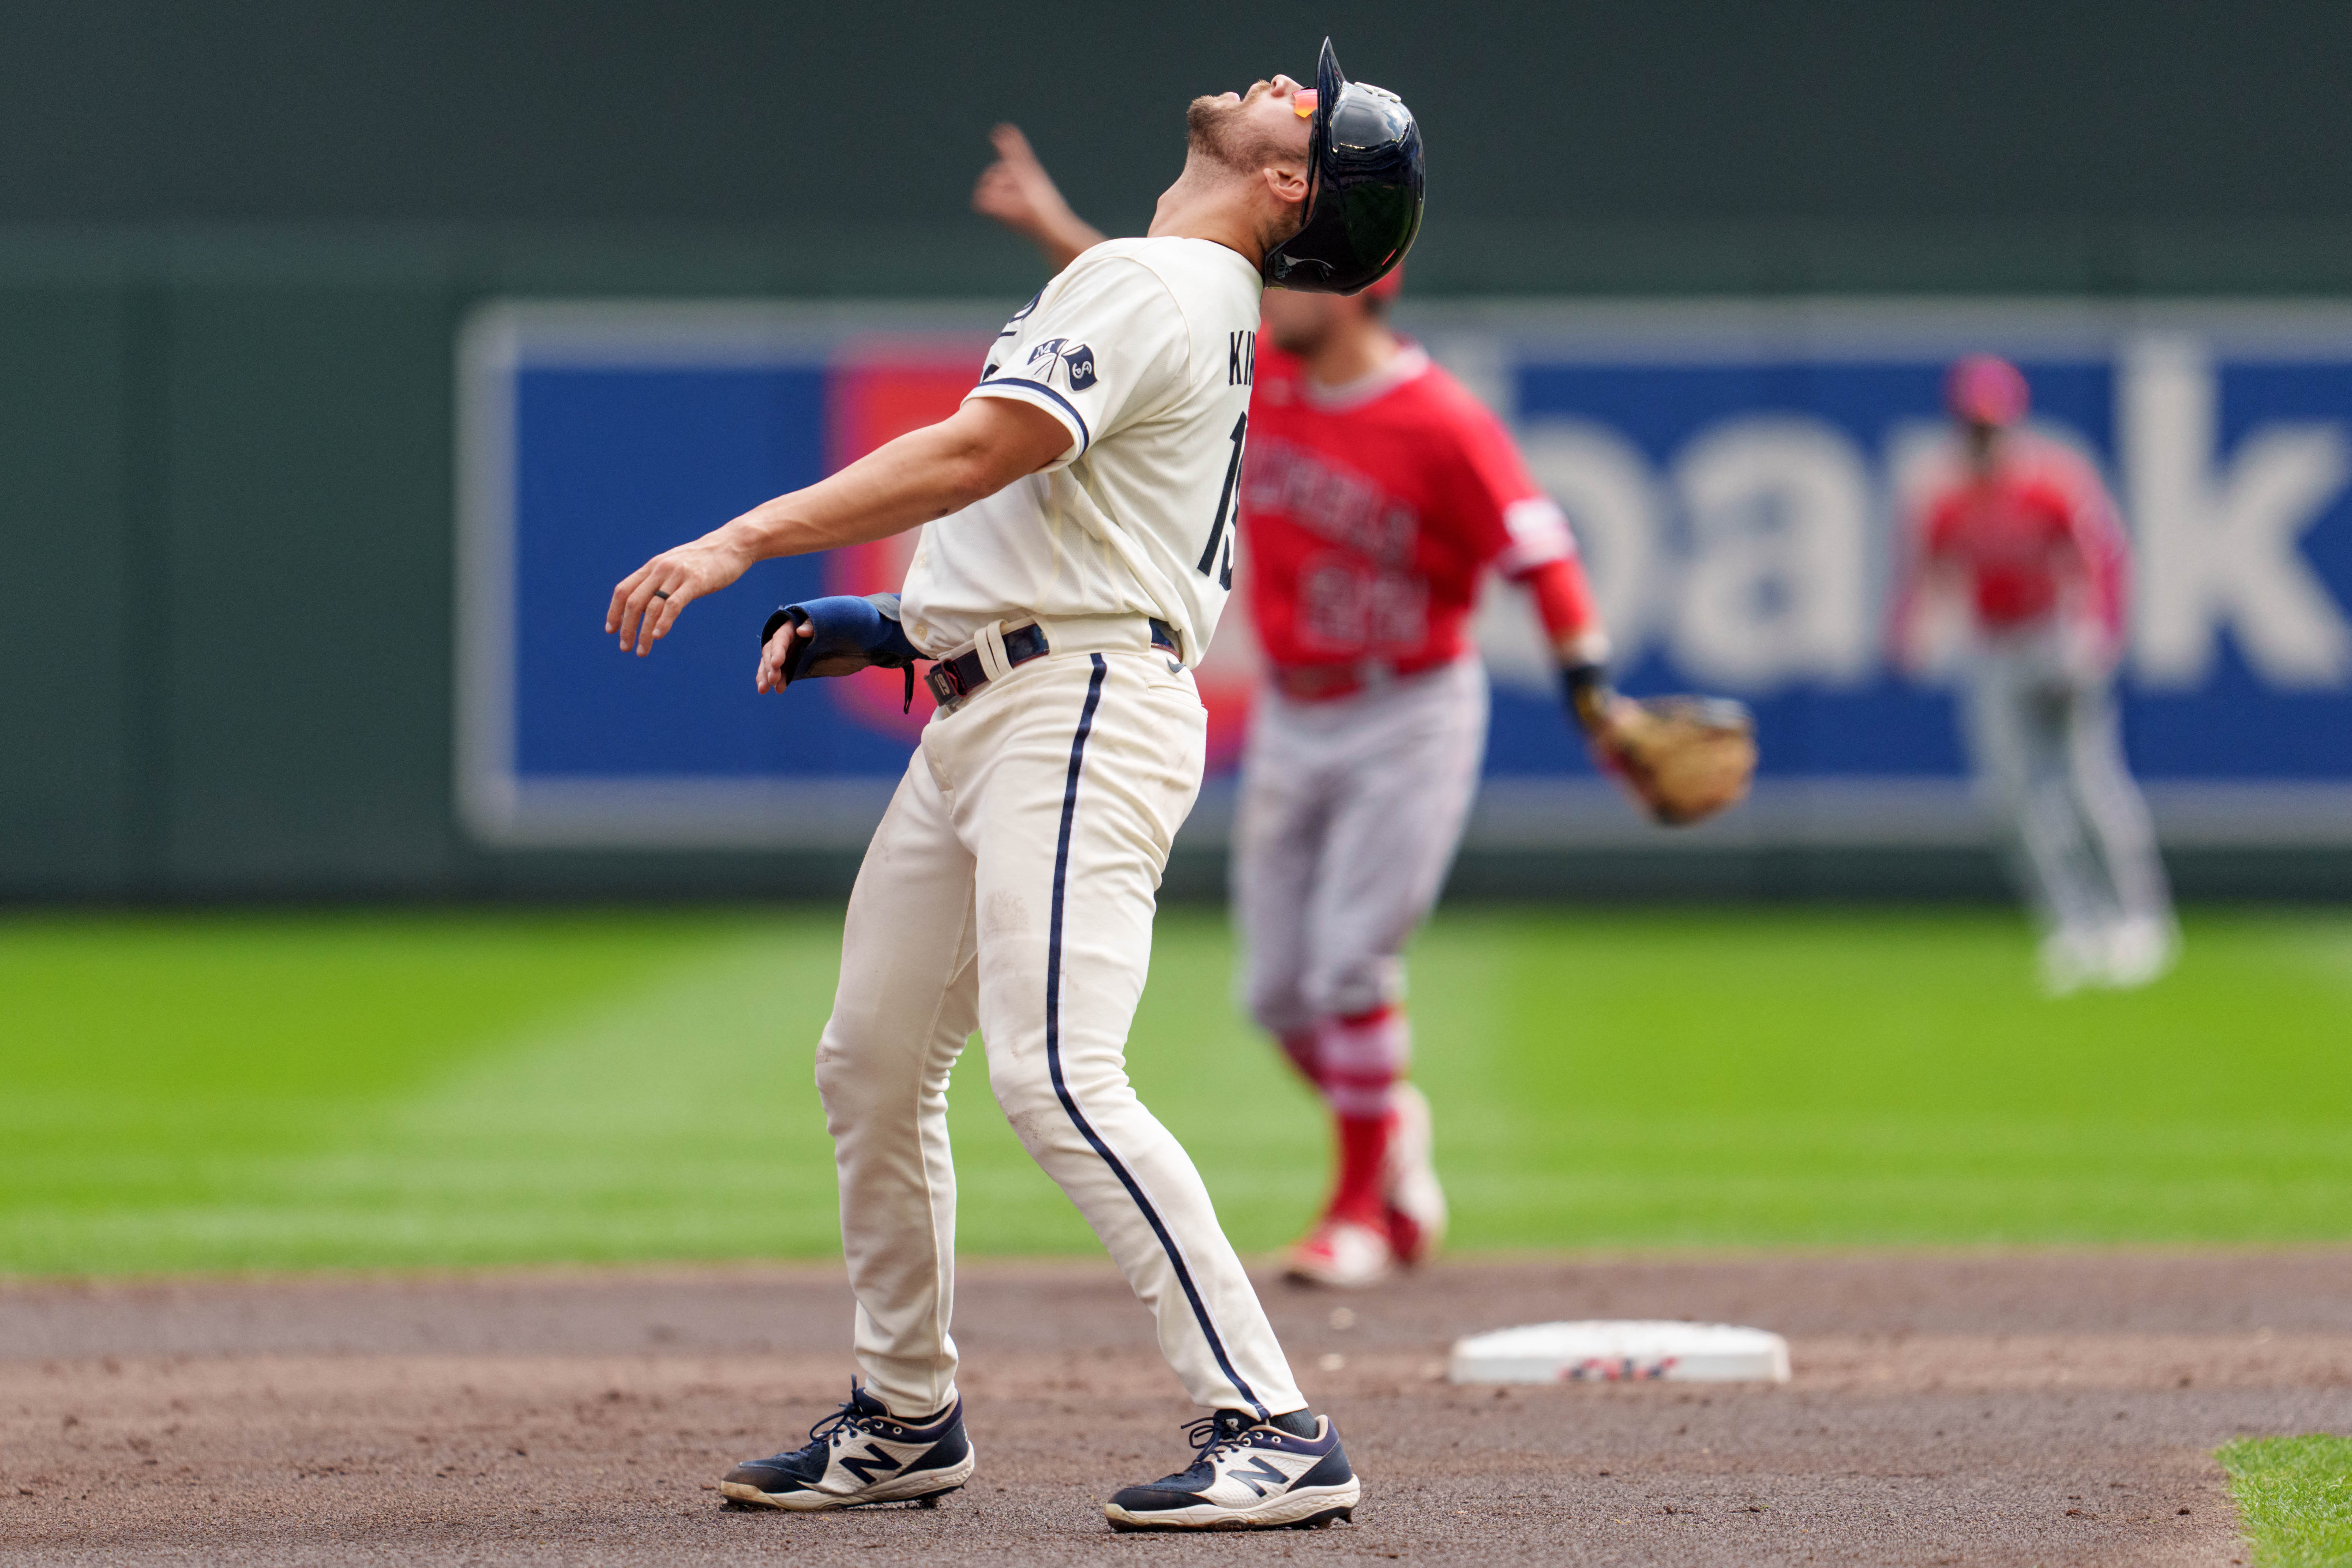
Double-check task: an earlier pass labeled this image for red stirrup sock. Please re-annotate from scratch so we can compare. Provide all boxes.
[1318,1006,1407,1229]
[1328,1112,1394,1230]
[1277,1026,1328,1089]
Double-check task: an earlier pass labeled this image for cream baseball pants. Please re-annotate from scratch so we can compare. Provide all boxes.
[816,635,1305,1422]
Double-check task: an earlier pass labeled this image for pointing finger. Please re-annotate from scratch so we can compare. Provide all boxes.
[991,123,1035,164]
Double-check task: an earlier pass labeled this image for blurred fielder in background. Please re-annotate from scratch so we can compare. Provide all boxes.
[978,128,1732,1289]
[1894,355,2177,993]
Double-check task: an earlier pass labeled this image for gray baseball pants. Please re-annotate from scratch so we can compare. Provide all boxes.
[1233,656,1490,1037]
[1961,630,2172,941]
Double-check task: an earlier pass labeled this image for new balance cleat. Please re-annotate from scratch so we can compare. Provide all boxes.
[1105,1410,1359,1531]
[1383,1082,1447,1267]
[1284,1216,1394,1288]
[718,1382,973,1511]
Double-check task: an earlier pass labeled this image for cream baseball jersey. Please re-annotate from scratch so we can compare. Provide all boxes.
[896,237,1263,668]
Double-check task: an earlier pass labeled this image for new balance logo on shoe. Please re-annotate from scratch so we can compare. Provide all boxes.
[836,1444,903,1487]
[1232,1455,1290,1497]
[1104,1410,1359,1532]
[719,1383,973,1512]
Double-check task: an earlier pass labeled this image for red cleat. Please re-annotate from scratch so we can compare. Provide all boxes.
[1283,1217,1394,1288]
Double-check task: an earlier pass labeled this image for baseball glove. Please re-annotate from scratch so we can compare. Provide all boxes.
[1594,695,1757,827]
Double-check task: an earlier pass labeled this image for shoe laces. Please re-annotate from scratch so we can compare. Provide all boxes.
[799,1384,882,1453]
[1181,1413,1257,1469]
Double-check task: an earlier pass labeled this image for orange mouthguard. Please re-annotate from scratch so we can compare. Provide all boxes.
[1293,90,1318,118]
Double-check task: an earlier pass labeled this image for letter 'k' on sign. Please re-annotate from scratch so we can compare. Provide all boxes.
[2125,335,2352,687]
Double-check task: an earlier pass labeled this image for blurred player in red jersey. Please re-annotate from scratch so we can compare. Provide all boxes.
[977,123,1626,1285]
[1893,355,2177,993]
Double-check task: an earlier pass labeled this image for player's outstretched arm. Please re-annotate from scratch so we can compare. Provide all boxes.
[1511,556,1618,731]
[971,123,1109,273]
[1889,559,1961,676]
[605,397,1071,656]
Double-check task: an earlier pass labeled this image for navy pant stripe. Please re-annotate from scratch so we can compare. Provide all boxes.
[1045,654,1264,1418]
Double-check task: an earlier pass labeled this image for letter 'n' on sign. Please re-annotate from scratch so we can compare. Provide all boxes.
[1229,330,1256,387]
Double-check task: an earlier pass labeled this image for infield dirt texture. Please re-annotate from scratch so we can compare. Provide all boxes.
[8,908,2349,1562]
[7,1251,2348,1566]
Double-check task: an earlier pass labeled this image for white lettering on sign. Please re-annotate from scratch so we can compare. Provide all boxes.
[1517,418,1662,651]
[2124,336,2352,688]
[1467,333,2352,697]
[1669,417,1875,689]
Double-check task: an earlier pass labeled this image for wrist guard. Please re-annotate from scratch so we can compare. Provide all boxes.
[1561,661,1615,734]
[761,593,924,712]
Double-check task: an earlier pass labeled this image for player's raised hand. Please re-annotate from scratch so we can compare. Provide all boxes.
[972,124,1107,272]
[971,124,1062,234]
[606,534,753,656]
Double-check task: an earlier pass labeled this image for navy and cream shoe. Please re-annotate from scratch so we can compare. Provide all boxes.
[1104,1409,1359,1531]
[719,1383,974,1511]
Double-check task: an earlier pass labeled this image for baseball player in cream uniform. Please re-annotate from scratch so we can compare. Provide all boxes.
[606,48,1424,1532]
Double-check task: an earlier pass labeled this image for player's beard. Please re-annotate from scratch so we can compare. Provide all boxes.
[1186,90,1279,176]
[1186,90,1310,254]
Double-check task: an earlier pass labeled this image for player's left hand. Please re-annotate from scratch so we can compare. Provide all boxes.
[607,535,753,656]
[755,618,810,694]
[1591,695,1758,827]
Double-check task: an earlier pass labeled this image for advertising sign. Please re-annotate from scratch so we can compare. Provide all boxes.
[458,300,2352,849]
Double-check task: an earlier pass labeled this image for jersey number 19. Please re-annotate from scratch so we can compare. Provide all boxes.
[1195,411,1247,591]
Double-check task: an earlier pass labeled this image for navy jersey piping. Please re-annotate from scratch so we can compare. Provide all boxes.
[1044,654,1264,1418]
[977,377,1091,455]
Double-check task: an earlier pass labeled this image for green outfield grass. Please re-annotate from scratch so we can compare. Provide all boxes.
[2,905,2349,1275]
[2221,1436,2352,1567]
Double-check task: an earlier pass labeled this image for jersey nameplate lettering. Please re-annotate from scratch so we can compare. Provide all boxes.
[1229,330,1257,388]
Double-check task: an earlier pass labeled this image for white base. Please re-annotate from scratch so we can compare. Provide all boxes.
[1448,1319,1791,1384]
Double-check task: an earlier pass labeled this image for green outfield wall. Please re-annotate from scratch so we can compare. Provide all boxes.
[6,1,2352,899]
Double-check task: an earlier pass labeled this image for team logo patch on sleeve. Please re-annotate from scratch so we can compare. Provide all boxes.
[1025,338,1098,390]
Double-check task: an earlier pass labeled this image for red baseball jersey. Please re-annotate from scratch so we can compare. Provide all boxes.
[1913,440,2126,639]
[1240,344,1575,678]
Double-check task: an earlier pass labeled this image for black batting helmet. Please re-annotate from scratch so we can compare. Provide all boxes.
[1262,39,1424,296]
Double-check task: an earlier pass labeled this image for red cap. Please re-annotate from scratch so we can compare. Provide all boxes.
[1945,354,2029,427]
[1364,264,1404,302]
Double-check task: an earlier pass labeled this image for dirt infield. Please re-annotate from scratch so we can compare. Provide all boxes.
[6,1252,2350,1565]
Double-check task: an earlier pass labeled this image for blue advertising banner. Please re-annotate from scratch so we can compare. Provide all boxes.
[458,301,2352,850]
